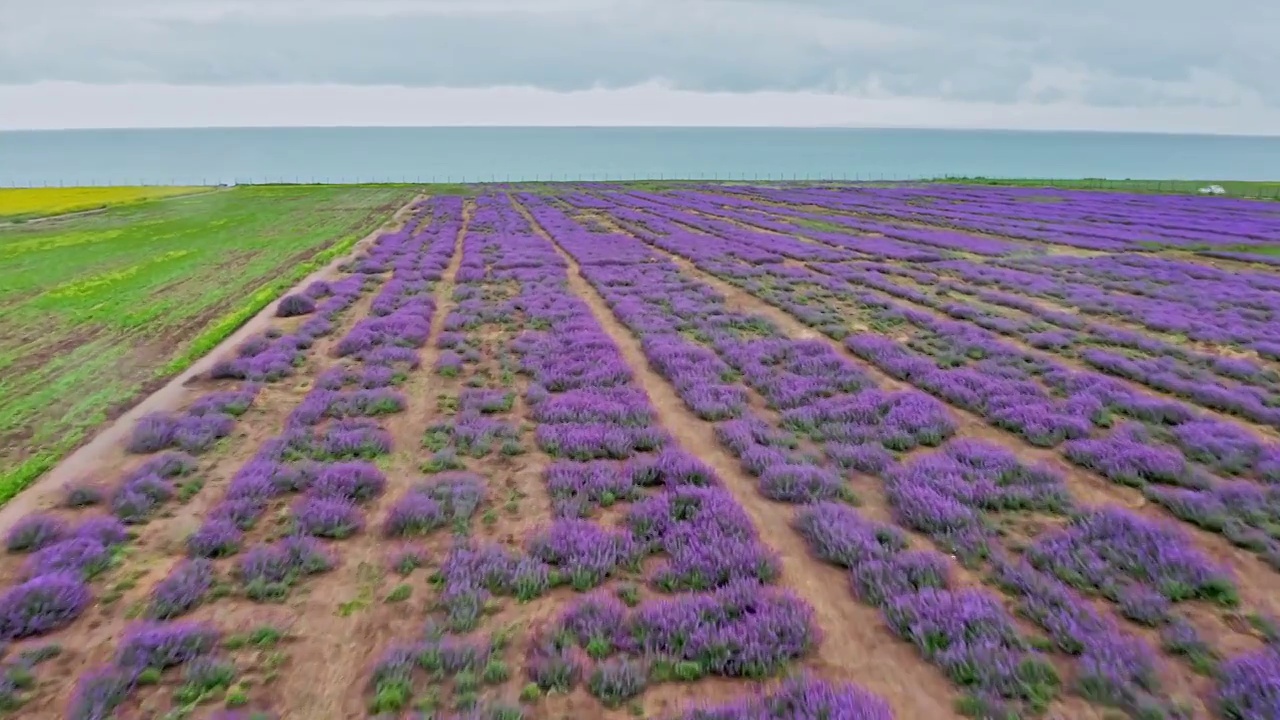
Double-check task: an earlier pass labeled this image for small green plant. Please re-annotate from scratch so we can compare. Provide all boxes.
[482,658,510,685]
[177,478,205,503]
[616,583,640,607]
[519,683,541,703]
[224,685,250,708]
[385,584,412,603]
[369,679,411,714]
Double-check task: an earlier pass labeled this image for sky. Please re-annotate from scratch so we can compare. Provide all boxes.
[3,0,1279,134]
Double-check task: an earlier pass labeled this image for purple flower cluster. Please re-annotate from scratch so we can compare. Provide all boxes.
[672,674,893,720]
[67,621,222,719]
[538,580,817,686]
[185,199,460,601]
[792,501,1058,716]
[886,440,1073,563]
[1215,647,1280,719]
[211,275,366,381]
[383,472,485,537]
[1025,507,1239,606]
[275,292,316,317]
[127,410,236,455]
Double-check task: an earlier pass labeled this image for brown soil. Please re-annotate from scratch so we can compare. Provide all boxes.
[275,200,473,720]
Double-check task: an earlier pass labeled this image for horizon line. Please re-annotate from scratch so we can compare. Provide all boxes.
[4,124,1280,139]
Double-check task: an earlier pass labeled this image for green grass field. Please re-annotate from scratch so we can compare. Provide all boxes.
[0,185,414,502]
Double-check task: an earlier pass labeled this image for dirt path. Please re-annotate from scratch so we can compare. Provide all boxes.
[510,196,966,720]
[276,201,472,720]
[0,194,426,533]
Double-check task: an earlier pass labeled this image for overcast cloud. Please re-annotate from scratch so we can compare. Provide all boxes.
[2,0,1277,132]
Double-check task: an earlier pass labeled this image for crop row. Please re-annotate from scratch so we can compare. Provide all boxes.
[360,193,891,718]
[544,189,1280,717]
[0,200,446,717]
[724,184,1280,252]
[580,191,1280,571]
[615,187,1280,419]
[520,193,1268,717]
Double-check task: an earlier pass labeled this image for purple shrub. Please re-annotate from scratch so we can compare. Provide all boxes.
[292,496,364,539]
[110,480,170,524]
[630,449,718,488]
[1064,424,1187,486]
[676,674,893,720]
[557,594,628,654]
[276,293,317,317]
[73,516,129,547]
[5,514,67,553]
[851,551,952,608]
[186,518,244,558]
[190,388,257,417]
[126,413,179,454]
[383,473,484,536]
[1215,648,1280,719]
[627,582,817,678]
[794,502,907,568]
[1117,585,1172,626]
[235,536,334,601]
[525,636,583,692]
[127,412,233,455]
[546,461,637,518]
[528,520,637,590]
[1026,508,1238,606]
[66,667,135,720]
[759,463,851,504]
[535,423,666,460]
[24,537,111,579]
[826,442,894,476]
[115,621,219,670]
[306,461,387,503]
[382,492,445,537]
[147,559,215,619]
[1171,420,1263,476]
[0,573,92,640]
[587,657,648,707]
[62,481,105,508]
[882,588,1058,712]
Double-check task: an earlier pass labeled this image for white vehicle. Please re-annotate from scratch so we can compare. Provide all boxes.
[1198,184,1226,195]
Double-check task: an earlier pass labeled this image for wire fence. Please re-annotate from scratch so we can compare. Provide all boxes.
[4,173,1279,199]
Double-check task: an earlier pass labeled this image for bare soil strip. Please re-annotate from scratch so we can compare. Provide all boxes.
[278,201,473,720]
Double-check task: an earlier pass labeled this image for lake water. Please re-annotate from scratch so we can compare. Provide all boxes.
[2,127,1278,186]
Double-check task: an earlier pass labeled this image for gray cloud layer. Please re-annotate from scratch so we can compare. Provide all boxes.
[4,0,1277,109]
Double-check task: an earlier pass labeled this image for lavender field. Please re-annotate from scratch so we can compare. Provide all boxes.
[3,183,1280,719]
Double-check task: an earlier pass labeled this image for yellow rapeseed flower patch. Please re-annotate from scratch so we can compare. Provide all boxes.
[0,186,212,219]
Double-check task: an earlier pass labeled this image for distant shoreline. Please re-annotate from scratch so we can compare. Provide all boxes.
[4,127,1278,187]
[4,178,1279,202]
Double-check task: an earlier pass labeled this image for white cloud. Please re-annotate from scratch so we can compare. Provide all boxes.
[4,82,1279,135]
[1,0,1277,132]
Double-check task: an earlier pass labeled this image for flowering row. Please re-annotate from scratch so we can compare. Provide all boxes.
[553,190,1255,715]
[65,199,456,717]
